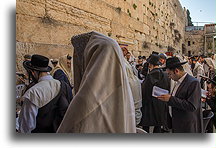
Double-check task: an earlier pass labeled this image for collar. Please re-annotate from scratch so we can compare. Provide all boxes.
[38,74,53,82]
[177,73,187,84]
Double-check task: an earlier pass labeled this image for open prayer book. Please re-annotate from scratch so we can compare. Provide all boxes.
[152,86,169,97]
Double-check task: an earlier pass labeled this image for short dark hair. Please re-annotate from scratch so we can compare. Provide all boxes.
[199,55,206,58]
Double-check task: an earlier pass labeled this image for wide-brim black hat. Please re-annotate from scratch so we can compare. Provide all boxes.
[209,76,216,85]
[147,54,161,65]
[164,56,187,69]
[23,54,52,72]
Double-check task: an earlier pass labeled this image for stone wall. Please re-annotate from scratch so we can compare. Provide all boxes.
[185,30,204,56]
[16,0,186,72]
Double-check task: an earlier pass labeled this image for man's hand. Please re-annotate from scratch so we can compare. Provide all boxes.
[156,94,171,102]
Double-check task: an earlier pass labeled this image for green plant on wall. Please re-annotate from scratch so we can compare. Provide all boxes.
[108,32,112,37]
[127,9,131,17]
[115,7,121,13]
[133,4,137,10]
[142,41,149,49]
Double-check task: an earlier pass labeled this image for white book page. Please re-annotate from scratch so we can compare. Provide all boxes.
[152,86,169,97]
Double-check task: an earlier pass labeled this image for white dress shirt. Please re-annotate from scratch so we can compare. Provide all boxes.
[169,73,187,116]
[18,75,60,133]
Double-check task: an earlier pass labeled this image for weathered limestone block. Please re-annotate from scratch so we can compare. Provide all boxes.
[134,32,146,41]
[16,14,52,43]
[16,0,45,17]
[57,0,114,20]
[132,51,140,57]
[17,13,92,45]
[16,42,73,72]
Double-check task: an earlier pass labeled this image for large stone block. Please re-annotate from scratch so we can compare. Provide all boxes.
[56,0,114,20]
[16,0,45,17]
[16,42,73,72]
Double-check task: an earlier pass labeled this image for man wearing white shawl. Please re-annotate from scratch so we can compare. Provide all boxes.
[57,31,136,133]
[123,58,142,125]
[50,54,73,88]
[203,57,215,79]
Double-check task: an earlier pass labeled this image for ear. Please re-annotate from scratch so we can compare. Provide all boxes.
[175,68,180,74]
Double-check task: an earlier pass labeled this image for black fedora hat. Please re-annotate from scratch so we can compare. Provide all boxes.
[208,76,216,85]
[165,56,187,69]
[147,54,161,65]
[23,54,52,72]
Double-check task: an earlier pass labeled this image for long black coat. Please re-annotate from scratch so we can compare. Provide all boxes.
[140,68,170,127]
[168,74,203,133]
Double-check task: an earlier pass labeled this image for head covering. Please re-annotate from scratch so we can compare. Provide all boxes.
[23,54,52,72]
[159,53,167,60]
[209,76,216,85]
[213,54,216,67]
[147,54,161,65]
[165,56,187,69]
[176,55,193,76]
[50,55,73,85]
[51,59,58,64]
[204,58,216,70]
[57,31,136,133]
[152,51,159,55]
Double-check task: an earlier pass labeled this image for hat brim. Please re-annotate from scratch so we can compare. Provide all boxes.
[164,61,187,69]
[23,61,52,72]
[147,58,162,65]
[209,79,216,85]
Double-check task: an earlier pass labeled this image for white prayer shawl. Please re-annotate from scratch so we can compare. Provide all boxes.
[23,79,61,108]
[212,54,216,69]
[57,32,136,133]
[124,58,142,125]
[205,58,215,70]
[176,55,193,76]
[50,55,74,86]
[193,62,204,80]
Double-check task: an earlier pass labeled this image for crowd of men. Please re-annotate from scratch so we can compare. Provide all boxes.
[16,31,216,133]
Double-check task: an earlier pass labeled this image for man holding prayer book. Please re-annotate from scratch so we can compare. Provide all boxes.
[157,57,203,133]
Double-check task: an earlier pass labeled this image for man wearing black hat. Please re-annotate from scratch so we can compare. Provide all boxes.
[139,54,170,133]
[18,54,72,133]
[157,57,203,133]
[203,76,216,132]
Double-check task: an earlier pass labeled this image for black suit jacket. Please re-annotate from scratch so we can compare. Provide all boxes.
[168,74,203,133]
[140,68,170,126]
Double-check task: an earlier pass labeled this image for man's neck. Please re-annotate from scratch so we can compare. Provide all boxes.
[39,72,49,79]
[177,72,186,80]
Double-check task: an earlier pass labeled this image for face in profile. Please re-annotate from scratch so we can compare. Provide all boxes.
[166,69,179,81]
[67,59,71,68]
[126,53,131,61]
[121,47,128,57]
[207,83,215,97]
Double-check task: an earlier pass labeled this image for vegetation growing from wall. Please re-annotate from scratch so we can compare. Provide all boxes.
[187,9,194,26]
